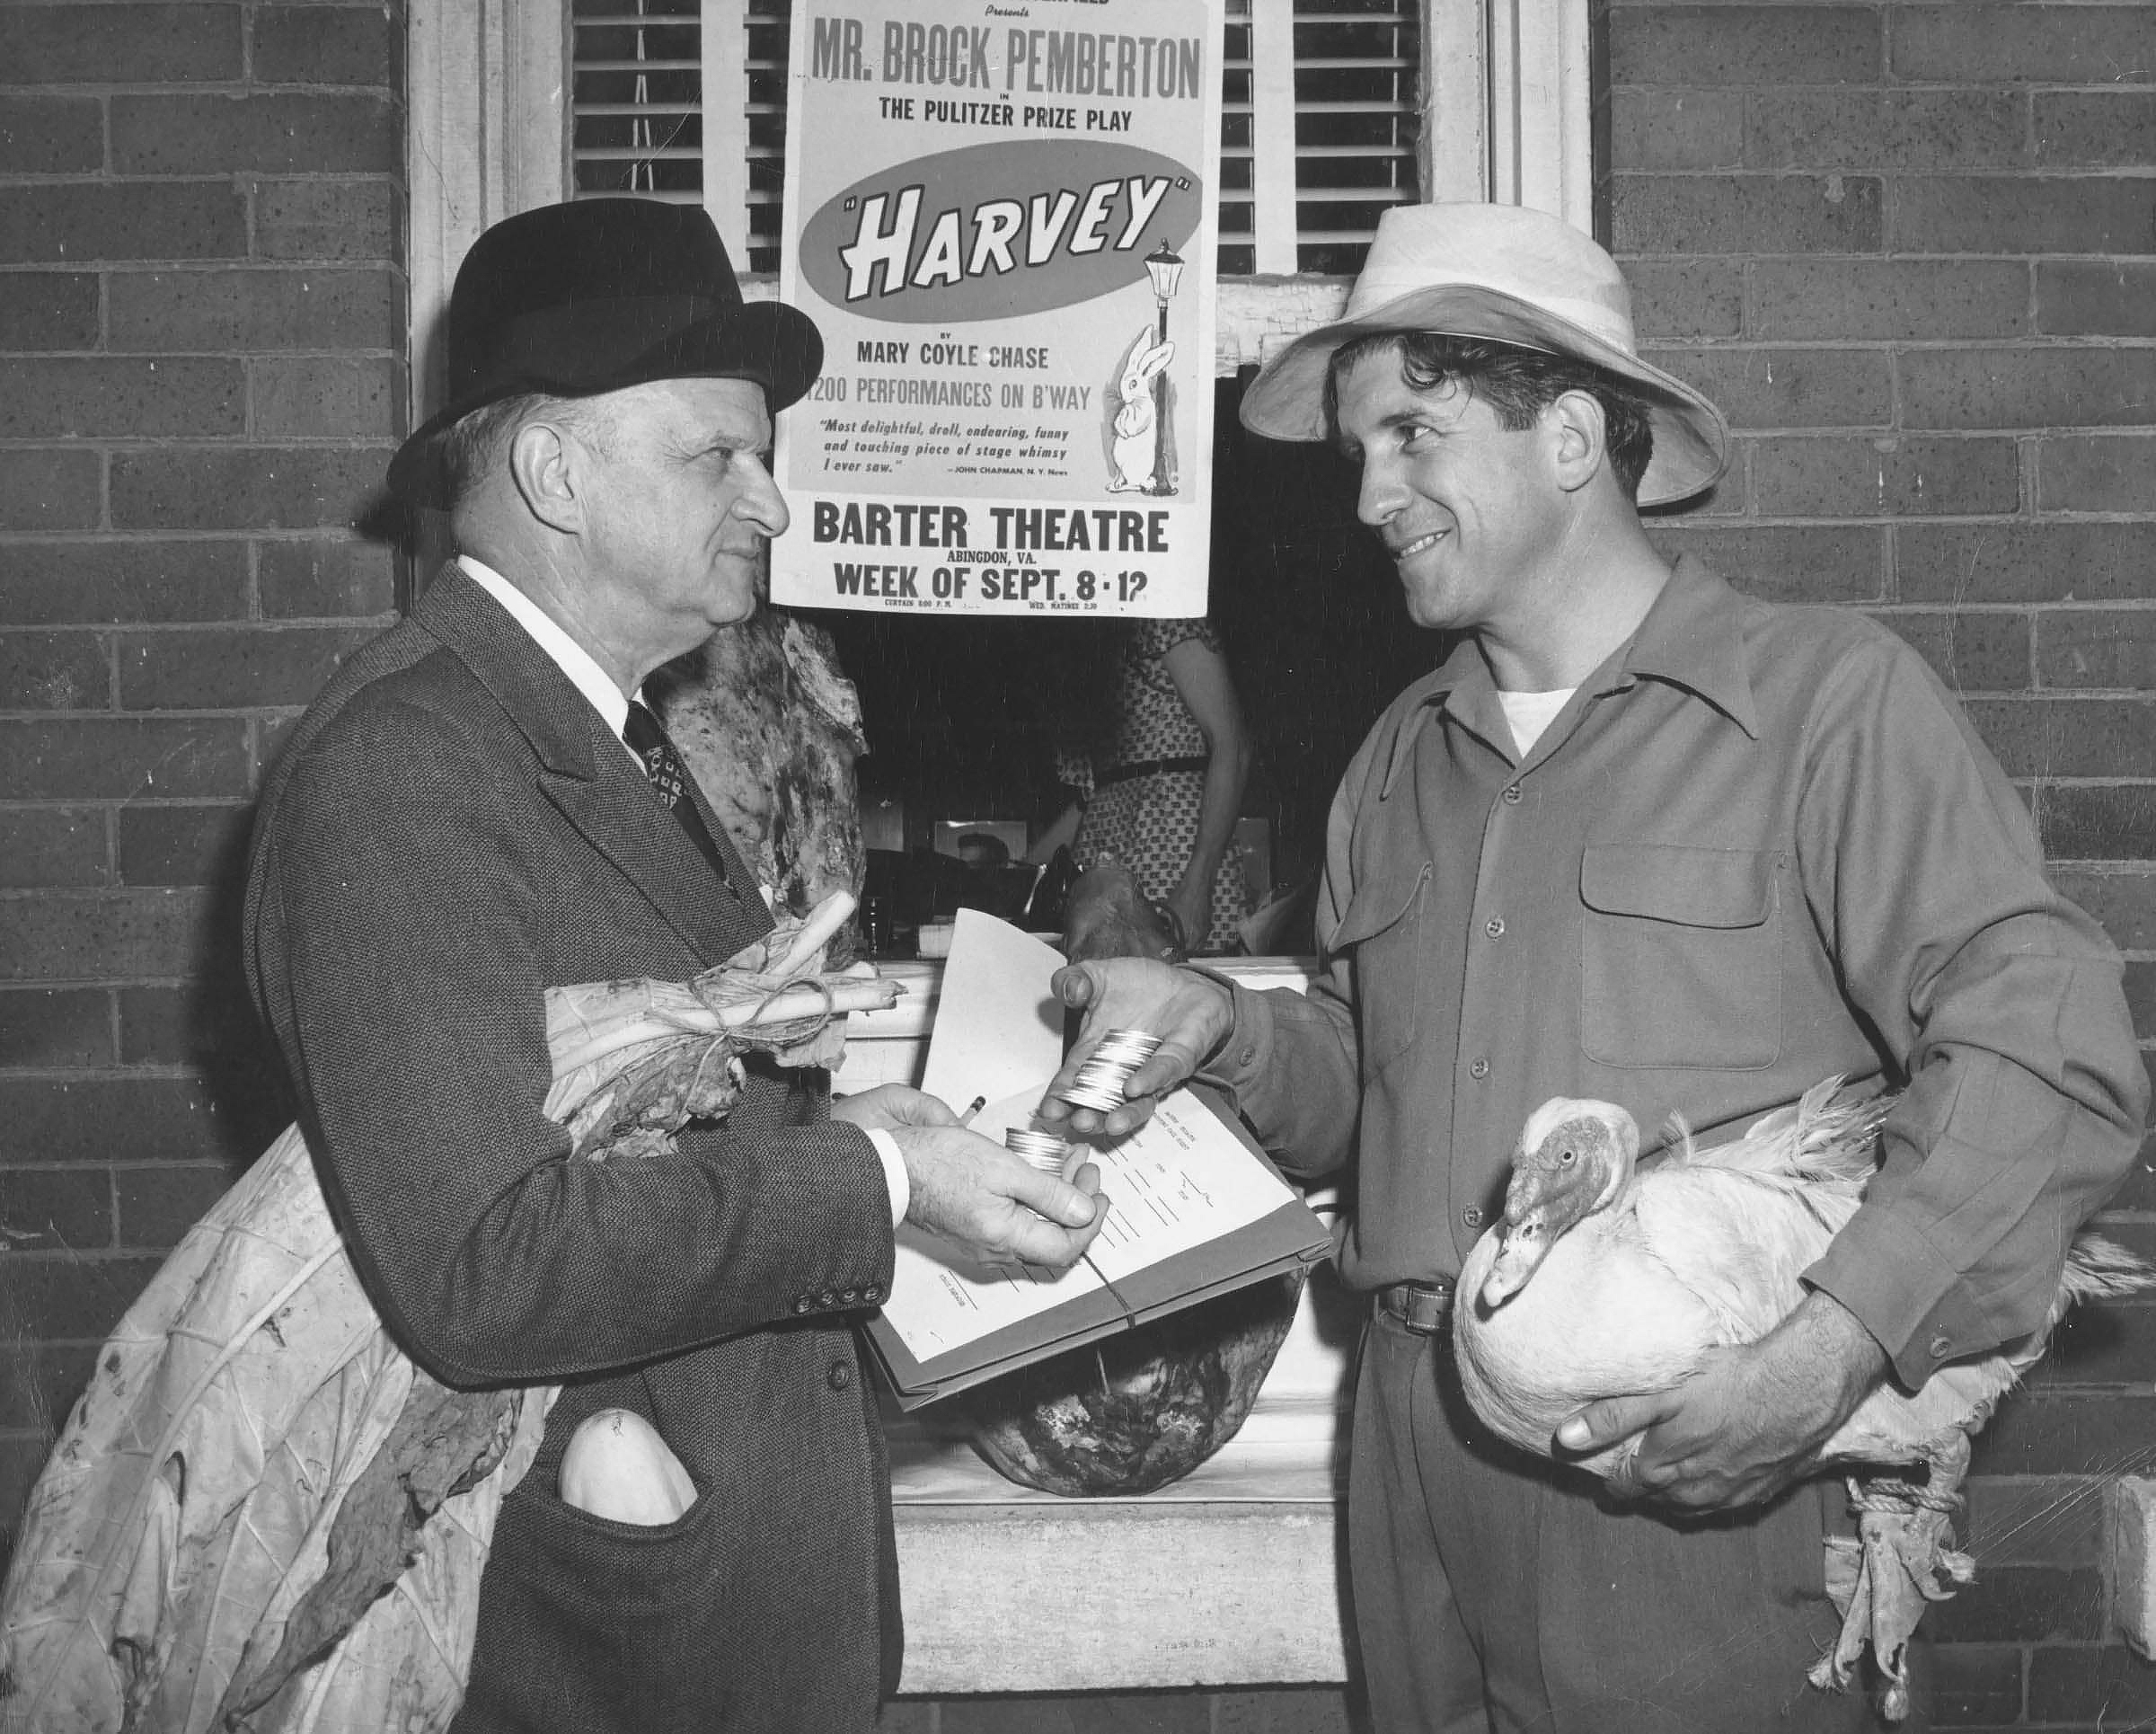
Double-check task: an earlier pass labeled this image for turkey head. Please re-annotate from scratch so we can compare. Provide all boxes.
[1480,1098,1639,1307]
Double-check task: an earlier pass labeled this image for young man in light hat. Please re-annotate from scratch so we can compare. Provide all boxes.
[1041,202,2144,1730]
[244,198,1106,1733]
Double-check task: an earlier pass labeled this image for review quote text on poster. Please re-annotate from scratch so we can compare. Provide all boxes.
[773,0,1224,619]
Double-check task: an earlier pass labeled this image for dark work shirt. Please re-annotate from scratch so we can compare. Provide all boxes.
[1209,556,2145,1390]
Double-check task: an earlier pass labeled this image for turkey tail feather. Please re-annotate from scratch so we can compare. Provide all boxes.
[2059,1232,2156,1307]
[1789,1085,1894,1189]
[1678,1075,1893,1192]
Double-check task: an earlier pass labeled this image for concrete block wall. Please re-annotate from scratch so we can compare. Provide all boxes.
[1612,1,2156,1728]
[0,0,404,1553]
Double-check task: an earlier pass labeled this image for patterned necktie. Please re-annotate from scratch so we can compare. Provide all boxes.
[623,699,729,884]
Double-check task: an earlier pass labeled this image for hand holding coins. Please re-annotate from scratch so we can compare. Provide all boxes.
[1005,1126,1074,1172]
[1056,1029,1164,1114]
[890,1113,1104,1268]
[1041,959,1237,1139]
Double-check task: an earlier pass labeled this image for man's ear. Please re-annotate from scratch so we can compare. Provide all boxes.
[508,418,586,535]
[1548,389,1607,496]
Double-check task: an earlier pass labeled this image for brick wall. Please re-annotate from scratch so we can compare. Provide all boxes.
[3,2,2152,1730]
[1612,1,2156,1728]
[0,0,404,1556]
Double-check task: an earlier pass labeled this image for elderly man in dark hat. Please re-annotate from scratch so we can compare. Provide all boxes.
[243,199,1106,1733]
[1040,202,2144,1731]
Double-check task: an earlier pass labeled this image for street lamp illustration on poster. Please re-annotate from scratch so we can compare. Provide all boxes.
[1108,241,1186,497]
[772,0,1224,619]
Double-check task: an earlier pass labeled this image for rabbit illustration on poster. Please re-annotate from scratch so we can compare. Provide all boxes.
[1107,323,1176,494]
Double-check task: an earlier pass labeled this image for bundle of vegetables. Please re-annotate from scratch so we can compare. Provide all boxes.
[0,894,895,1734]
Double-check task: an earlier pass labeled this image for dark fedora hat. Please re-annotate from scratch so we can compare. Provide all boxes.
[388,198,823,500]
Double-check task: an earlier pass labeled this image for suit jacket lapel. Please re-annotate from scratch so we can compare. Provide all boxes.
[414,567,769,961]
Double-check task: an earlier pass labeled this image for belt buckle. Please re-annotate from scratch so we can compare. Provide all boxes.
[1383,1278,1455,1337]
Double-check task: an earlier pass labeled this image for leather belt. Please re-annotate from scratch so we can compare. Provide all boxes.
[1098,755,1210,786]
[1374,1277,1455,1336]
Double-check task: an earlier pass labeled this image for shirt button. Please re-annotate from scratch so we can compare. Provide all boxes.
[828,1360,853,1392]
[818,1290,838,1308]
[1930,1335,1952,1359]
[1468,1057,1490,1080]
[1461,1206,1485,1228]
[862,1285,881,1304]
[1484,916,1505,939]
[1240,1047,1258,1066]
[840,1288,859,1305]
[1502,784,1523,804]
[791,1297,811,1315]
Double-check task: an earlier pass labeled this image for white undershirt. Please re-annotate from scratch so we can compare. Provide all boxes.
[456,555,910,1226]
[1497,686,1577,756]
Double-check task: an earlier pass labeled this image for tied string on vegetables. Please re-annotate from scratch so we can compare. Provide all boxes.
[655,970,841,1155]
[688,965,848,1065]
[673,971,845,1122]
[553,892,900,1161]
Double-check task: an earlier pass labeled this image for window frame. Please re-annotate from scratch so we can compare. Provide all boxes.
[404,0,1593,427]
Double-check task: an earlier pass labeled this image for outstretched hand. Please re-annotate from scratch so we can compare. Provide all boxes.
[1554,1291,1888,1510]
[1034,959,1235,1141]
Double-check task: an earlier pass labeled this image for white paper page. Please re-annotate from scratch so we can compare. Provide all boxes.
[891,918,1074,1365]
[884,1231,1109,1361]
[882,1075,1296,1359]
[918,910,1065,1113]
[886,912,1298,1363]
[1078,1088,1299,1284]
[884,1084,1107,1359]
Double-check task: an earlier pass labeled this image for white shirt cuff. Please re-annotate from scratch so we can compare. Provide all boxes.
[867,1128,909,1229]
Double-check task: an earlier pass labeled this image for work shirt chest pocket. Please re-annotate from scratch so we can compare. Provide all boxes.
[1579,843,1783,1071]
[1334,862,1432,1072]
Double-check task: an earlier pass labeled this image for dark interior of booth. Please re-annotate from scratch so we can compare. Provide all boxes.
[823,369,1446,953]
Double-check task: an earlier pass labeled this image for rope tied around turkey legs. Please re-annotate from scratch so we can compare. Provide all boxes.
[1809,1428,1976,1722]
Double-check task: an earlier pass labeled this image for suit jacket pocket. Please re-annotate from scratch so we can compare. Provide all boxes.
[509,1476,726,1616]
[1579,843,1782,1071]
[1333,862,1432,1072]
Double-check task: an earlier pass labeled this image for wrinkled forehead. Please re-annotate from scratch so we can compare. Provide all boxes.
[609,375,773,447]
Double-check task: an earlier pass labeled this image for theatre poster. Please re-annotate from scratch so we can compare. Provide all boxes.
[772,0,1224,620]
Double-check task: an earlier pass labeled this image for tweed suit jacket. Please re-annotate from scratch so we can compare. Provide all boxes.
[243,566,902,1734]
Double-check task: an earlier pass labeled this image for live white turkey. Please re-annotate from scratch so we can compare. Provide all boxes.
[1454,1076,2152,1721]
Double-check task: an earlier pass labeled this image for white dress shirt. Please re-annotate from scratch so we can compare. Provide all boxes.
[457,556,909,1227]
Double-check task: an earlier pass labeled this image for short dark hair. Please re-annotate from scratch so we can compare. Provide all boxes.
[1323,333,1657,501]
[438,392,619,511]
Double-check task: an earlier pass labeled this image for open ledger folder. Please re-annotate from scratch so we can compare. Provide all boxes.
[864,911,1331,1410]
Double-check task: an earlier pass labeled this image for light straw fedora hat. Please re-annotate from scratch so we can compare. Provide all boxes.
[1240,202,1729,506]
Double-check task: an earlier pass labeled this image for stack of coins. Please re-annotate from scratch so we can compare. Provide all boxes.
[1004,1127,1070,1172]
[1056,1028,1163,1113]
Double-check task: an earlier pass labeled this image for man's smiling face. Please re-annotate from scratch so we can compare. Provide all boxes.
[1333,348,1570,636]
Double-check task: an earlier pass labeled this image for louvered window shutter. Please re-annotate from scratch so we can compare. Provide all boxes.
[1225,0,1421,276]
[572,0,1419,277]
[570,0,703,200]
